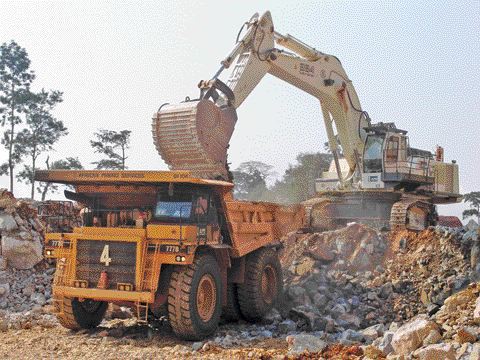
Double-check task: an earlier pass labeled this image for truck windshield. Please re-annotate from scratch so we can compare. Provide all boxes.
[155,201,192,219]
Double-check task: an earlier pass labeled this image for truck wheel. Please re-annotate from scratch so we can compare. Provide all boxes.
[54,297,108,330]
[237,248,283,322]
[222,283,242,322]
[168,254,222,340]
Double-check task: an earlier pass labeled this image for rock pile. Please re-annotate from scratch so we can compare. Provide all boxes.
[367,283,480,359]
[0,189,44,270]
[277,223,479,348]
[381,226,478,320]
[279,224,395,336]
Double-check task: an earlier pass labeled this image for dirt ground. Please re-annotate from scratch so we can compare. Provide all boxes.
[0,322,364,360]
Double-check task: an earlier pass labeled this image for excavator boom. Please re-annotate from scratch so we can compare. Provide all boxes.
[152,11,369,183]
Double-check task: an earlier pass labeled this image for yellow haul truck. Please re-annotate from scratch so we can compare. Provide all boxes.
[35,170,303,340]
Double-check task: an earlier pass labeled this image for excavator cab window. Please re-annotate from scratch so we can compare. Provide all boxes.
[363,134,384,173]
[386,136,399,162]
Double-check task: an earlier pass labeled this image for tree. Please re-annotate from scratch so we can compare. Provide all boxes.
[463,192,480,223]
[90,129,131,170]
[16,89,66,199]
[232,161,273,200]
[37,156,83,201]
[0,41,35,192]
[270,152,332,203]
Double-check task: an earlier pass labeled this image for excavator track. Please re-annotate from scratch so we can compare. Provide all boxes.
[152,100,237,180]
[390,197,435,231]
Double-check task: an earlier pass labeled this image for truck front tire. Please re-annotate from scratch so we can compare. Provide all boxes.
[55,297,108,330]
[237,247,283,321]
[168,253,222,340]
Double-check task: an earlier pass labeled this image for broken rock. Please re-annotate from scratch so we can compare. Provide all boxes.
[391,315,439,355]
[414,343,456,360]
[0,235,43,270]
[286,334,327,355]
[0,214,18,232]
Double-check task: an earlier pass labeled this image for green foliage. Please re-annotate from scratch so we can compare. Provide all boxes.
[232,161,273,200]
[90,129,131,170]
[37,157,83,201]
[463,191,480,221]
[231,153,333,204]
[16,89,66,199]
[270,152,333,203]
[0,40,35,192]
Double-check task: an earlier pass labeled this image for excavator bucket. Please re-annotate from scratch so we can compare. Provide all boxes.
[152,99,237,180]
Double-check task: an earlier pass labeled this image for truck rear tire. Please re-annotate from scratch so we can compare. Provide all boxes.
[54,297,108,330]
[237,247,283,322]
[222,283,242,322]
[168,253,222,340]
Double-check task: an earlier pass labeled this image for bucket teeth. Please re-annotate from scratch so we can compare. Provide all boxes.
[152,100,237,180]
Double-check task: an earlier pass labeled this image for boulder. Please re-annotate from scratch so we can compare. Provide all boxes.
[470,343,480,360]
[391,315,440,355]
[414,343,455,360]
[474,296,480,323]
[422,329,442,346]
[455,328,477,344]
[361,324,385,343]
[1,235,43,269]
[363,345,385,359]
[289,306,324,331]
[0,214,18,231]
[378,331,394,355]
[286,334,327,355]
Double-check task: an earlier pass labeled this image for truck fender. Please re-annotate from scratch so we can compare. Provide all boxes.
[196,244,231,306]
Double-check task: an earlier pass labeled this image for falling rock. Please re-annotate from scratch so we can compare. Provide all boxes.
[294,257,315,276]
[414,343,456,360]
[0,235,43,269]
[391,315,440,355]
[286,334,327,355]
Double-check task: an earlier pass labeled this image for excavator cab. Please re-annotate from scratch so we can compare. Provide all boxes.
[361,123,434,191]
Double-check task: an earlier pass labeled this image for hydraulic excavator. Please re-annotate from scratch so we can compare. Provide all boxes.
[152,11,461,231]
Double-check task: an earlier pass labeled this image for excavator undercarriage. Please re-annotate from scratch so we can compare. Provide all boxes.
[304,191,436,232]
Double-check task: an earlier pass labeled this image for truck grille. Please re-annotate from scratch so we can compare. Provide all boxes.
[76,240,137,290]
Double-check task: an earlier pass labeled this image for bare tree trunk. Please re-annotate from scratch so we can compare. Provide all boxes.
[41,184,49,201]
[122,145,125,170]
[41,156,50,201]
[8,84,15,193]
[31,154,36,199]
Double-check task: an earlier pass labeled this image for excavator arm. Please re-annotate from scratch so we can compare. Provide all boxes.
[152,11,370,184]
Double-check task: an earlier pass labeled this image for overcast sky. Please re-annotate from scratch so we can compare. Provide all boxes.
[0,1,479,219]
